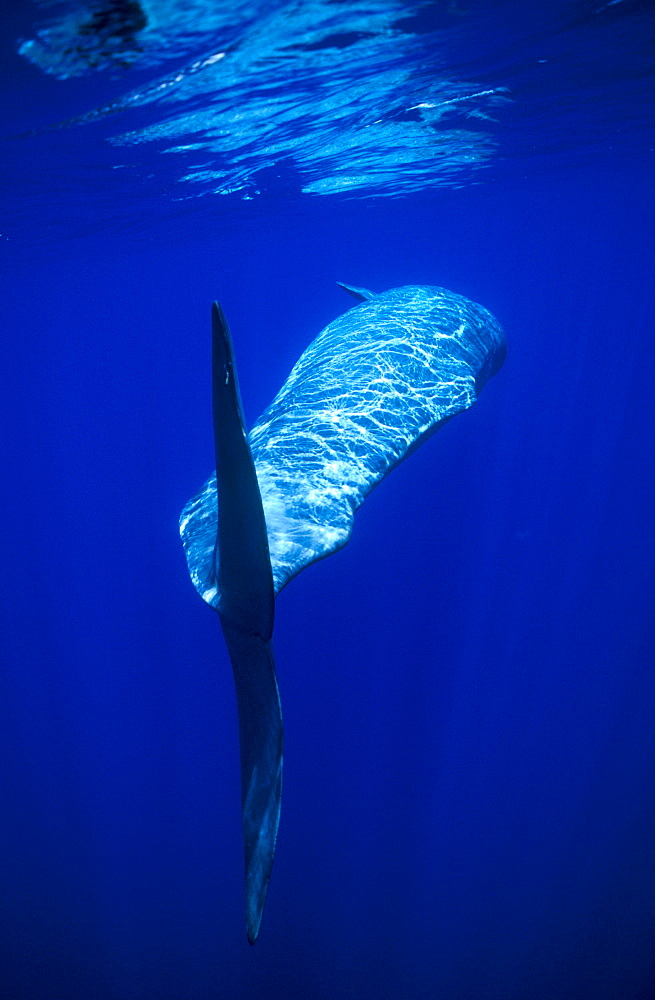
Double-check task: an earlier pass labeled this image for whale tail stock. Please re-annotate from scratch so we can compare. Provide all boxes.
[211,301,282,945]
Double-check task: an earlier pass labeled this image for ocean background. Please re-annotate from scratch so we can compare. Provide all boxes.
[1,1,654,997]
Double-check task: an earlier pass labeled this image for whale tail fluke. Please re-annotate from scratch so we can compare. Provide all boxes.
[211,301,281,943]
[211,301,275,637]
[220,621,283,945]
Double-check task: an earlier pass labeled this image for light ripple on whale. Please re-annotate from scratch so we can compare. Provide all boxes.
[181,284,506,603]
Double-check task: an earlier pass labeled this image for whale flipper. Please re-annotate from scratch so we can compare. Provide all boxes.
[211,302,281,945]
[181,285,506,942]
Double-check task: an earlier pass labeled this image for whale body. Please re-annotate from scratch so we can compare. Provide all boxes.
[180,283,506,943]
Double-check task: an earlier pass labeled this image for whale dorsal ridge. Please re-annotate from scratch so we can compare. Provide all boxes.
[336,281,375,302]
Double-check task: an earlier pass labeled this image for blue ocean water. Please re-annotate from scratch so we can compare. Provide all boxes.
[1,1,654,998]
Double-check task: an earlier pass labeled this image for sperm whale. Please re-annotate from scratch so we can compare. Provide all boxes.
[180,283,506,943]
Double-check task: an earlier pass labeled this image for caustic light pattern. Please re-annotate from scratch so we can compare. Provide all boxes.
[180,284,506,604]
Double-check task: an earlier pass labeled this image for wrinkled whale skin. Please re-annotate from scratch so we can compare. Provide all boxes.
[181,285,506,604]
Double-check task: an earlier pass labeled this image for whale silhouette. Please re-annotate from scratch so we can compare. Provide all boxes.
[180,283,506,943]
